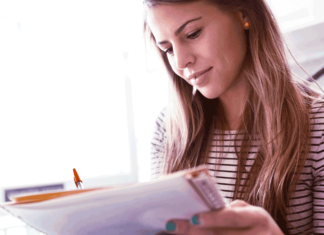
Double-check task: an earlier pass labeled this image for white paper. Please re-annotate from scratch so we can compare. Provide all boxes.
[1,166,215,235]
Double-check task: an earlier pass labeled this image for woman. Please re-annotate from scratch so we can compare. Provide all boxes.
[145,0,324,234]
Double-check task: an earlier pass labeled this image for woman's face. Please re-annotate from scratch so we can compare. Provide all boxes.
[146,1,248,100]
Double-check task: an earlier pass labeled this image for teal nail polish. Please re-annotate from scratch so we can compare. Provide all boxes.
[191,215,199,225]
[166,222,176,231]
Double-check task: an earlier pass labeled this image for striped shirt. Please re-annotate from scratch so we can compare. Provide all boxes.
[150,104,324,235]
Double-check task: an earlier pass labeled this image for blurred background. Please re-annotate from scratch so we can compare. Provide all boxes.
[0,0,323,234]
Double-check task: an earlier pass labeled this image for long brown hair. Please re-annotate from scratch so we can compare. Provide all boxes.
[143,0,323,232]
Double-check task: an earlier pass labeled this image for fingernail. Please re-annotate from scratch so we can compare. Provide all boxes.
[166,221,176,231]
[191,215,199,225]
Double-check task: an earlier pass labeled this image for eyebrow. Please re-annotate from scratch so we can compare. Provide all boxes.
[157,16,202,46]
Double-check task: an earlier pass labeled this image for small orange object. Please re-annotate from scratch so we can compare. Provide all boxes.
[244,21,249,28]
[73,168,82,182]
[73,168,83,189]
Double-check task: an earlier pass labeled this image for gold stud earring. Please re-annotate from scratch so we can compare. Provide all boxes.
[244,22,249,28]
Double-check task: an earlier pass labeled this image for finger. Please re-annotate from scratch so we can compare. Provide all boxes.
[192,205,268,229]
[228,199,250,208]
[163,219,264,235]
[164,219,191,234]
[164,219,217,235]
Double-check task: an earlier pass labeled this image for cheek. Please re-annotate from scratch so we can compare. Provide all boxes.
[211,21,246,64]
[216,33,247,76]
[226,29,247,63]
[201,37,219,60]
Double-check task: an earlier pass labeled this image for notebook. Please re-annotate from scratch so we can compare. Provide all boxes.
[0,165,227,235]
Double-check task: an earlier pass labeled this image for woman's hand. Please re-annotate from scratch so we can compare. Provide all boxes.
[160,200,284,235]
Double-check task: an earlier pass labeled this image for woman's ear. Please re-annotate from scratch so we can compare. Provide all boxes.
[239,10,248,23]
[237,10,249,29]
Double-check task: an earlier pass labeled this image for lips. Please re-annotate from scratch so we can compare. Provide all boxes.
[189,67,212,86]
[188,67,212,80]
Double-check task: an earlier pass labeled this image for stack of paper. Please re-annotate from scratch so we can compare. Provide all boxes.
[1,165,226,235]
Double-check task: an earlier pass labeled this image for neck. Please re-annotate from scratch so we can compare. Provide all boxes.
[219,77,249,130]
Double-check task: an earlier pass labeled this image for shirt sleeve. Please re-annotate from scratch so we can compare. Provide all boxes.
[150,107,167,181]
[313,132,324,234]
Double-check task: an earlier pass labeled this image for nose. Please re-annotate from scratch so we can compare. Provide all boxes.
[173,44,194,70]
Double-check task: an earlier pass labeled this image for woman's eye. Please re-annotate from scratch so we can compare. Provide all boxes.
[162,29,201,55]
[187,29,202,39]
[165,47,173,55]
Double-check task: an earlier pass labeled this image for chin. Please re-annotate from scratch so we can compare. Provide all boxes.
[199,91,220,100]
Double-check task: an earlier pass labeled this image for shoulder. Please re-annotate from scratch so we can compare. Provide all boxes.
[155,107,167,133]
[151,107,167,144]
[151,106,167,150]
[308,100,324,174]
[309,99,324,138]
[150,107,167,180]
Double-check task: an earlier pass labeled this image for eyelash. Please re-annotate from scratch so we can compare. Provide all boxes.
[164,29,202,55]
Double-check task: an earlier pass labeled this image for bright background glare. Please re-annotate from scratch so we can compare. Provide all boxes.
[0,0,323,234]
